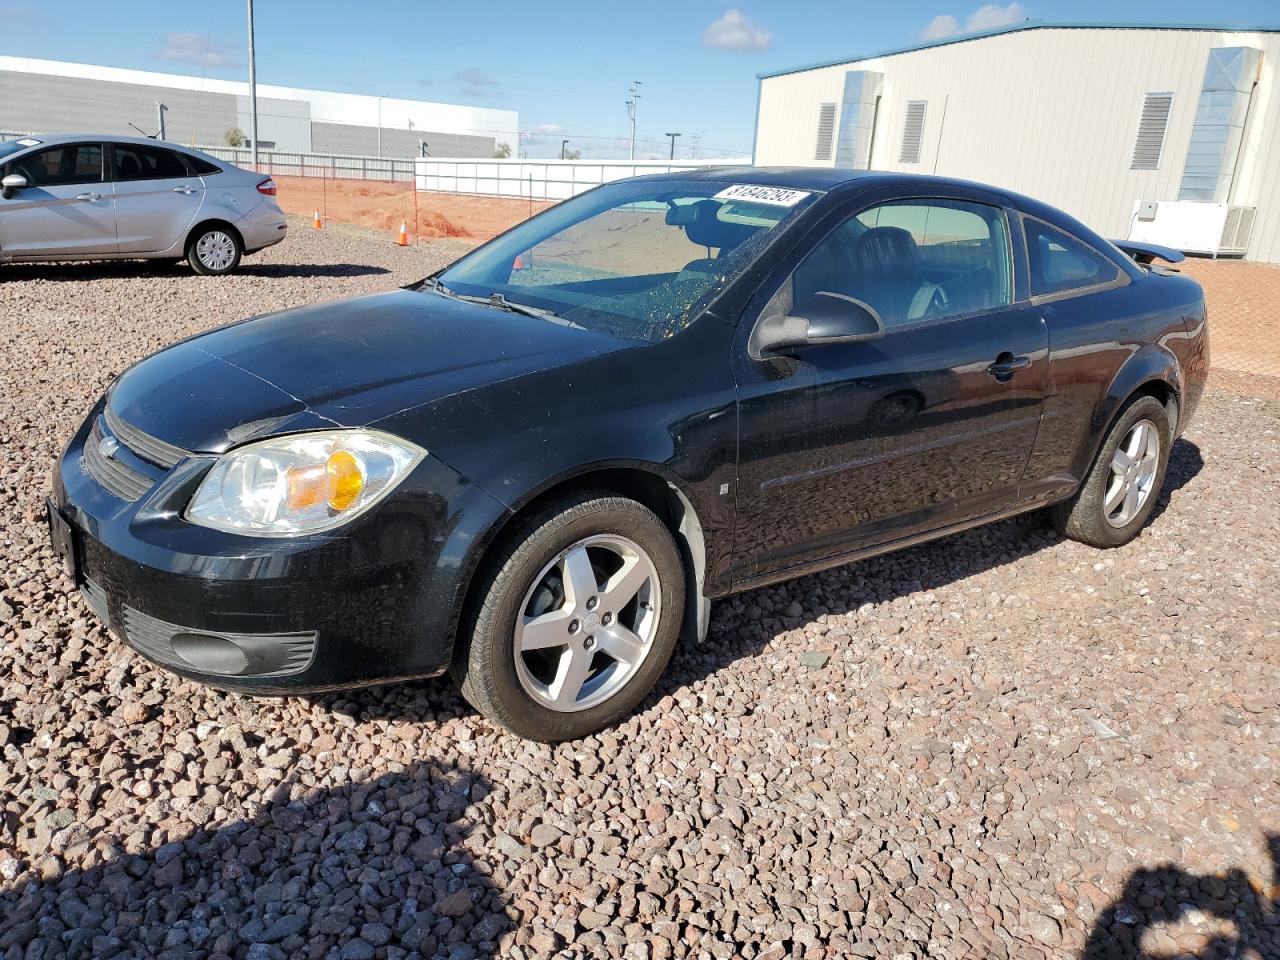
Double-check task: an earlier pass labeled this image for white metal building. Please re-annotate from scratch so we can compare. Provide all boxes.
[0,55,519,159]
[752,22,1280,263]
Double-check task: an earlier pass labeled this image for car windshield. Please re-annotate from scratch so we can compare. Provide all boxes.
[434,178,817,341]
[0,139,40,161]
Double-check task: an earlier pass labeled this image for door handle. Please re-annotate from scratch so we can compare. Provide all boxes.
[987,353,1032,381]
[172,186,198,195]
[76,192,103,202]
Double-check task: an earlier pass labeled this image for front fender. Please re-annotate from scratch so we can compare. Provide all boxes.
[1074,343,1182,479]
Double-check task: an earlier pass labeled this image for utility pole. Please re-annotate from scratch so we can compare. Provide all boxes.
[625,81,642,160]
[156,102,167,140]
[377,96,385,158]
[560,139,569,160]
[665,131,681,160]
[246,0,259,170]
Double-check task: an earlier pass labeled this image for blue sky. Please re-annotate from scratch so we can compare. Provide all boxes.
[2,1,1277,158]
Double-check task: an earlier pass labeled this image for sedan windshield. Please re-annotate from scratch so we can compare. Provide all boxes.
[434,179,816,341]
[0,139,40,162]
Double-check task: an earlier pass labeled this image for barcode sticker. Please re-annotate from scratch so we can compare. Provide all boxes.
[714,184,811,207]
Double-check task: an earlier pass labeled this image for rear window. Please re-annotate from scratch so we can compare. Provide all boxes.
[112,144,190,181]
[1025,219,1121,297]
[182,153,223,176]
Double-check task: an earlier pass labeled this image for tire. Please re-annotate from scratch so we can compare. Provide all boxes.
[187,226,242,275]
[1052,394,1172,548]
[451,492,685,742]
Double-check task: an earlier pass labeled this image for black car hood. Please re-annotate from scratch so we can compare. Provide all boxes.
[107,289,630,453]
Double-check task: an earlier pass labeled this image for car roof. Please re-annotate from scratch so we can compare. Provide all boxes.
[5,133,233,168]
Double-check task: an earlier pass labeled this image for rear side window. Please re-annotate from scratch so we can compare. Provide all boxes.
[182,153,223,176]
[112,144,190,181]
[7,144,102,186]
[1025,219,1121,297]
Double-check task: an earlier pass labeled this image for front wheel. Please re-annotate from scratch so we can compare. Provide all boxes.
[452,493,685,741]
[1052,394,1172,547]
[188,226,242,275]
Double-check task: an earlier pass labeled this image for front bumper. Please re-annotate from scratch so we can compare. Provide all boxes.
[53,404,508,694]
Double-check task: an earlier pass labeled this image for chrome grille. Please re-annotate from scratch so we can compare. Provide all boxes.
[104,406,187,469]
[83,418,152,501]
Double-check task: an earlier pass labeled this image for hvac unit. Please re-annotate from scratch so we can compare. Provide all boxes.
[1128,200,1256,257]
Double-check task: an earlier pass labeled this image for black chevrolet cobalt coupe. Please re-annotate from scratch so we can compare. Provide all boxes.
[51,169,1208,741]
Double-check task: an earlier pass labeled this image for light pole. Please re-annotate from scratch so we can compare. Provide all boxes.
[377,96,385,158]
[625,81,642,160]
[560,139,569,160]
[156,102,168,141]
[246,0,258,170]
[665,131,681,160]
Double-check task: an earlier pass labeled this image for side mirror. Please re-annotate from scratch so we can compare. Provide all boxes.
[750,291,885,358]
[1,173,27,200]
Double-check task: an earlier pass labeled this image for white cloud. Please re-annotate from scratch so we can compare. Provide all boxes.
[922,14,961,40]
[703,9,772,53]
[921,2,1026,40]
[155,32,241,69]
[525,123,566,137]
[453,67,500,99]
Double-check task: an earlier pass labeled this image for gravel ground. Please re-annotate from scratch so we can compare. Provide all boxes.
[2,225,1278,960]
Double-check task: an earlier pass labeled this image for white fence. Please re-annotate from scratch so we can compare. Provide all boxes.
[415,157,749,201]
[199,147,416,181]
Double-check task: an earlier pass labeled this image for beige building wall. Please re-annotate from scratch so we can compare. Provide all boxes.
[754,26,1280,263]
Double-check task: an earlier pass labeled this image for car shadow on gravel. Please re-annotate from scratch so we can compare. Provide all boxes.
[1,261,391,281]
[306,440,1206,735]
[1081,834,1279,959]
[0,762,511,959]
[652,437,1205,700]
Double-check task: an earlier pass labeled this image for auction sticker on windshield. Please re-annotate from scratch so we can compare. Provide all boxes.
[714,184,811,207]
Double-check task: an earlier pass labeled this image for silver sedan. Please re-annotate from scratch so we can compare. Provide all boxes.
[0,134,287,274]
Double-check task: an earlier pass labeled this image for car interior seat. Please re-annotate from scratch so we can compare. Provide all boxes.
[118,154,143,181]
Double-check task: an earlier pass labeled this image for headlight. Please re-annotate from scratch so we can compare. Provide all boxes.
[186,430,426,536]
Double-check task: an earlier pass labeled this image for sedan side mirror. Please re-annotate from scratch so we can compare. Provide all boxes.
[1,173,27,200]
[750,291,885,359]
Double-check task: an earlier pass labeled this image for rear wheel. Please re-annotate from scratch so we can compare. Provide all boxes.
[1052,394,1171,547]
[188,226,242,275]
[452,493,685,741]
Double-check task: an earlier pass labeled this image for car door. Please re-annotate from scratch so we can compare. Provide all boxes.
[109,143,205,254]
[0,142,115,257]
[732,190,1048,581]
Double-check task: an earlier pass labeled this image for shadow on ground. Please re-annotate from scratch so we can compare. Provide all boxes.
[0,762,510,959]
[317,439,1205,729]
[1083,835,1280,959]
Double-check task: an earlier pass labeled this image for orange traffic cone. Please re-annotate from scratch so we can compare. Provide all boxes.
[395,222,410,247]
[513,254,524,270]
[312,209,323,229]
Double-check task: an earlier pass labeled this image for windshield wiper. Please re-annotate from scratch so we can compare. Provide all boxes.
[419,279,584,329]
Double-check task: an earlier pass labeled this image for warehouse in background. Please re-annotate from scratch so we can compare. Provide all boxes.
[0,55,518,159]
[752,22,1280,264]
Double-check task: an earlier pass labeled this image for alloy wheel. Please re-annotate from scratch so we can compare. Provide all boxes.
[513,534,661,713]
[1104,418,1160,527]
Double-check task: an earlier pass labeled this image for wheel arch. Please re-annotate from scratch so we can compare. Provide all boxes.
[1075,344,1181,480]
[451,463,711,663]
[185,218,244,256]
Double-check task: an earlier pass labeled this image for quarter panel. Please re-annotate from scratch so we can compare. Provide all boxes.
[1022,273,1202,497]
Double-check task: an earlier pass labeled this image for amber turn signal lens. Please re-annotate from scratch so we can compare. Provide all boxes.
[285,462,327,510]
[326,450,364,511]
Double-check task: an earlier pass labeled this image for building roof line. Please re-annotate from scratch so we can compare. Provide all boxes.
[757,20,1280,79]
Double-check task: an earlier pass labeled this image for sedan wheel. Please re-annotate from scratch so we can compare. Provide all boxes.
[453,493,684,741]
[1103,419,1160,527]
[1053,394,1172,548]
[514,534,661,713]
[188,227,243,275]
